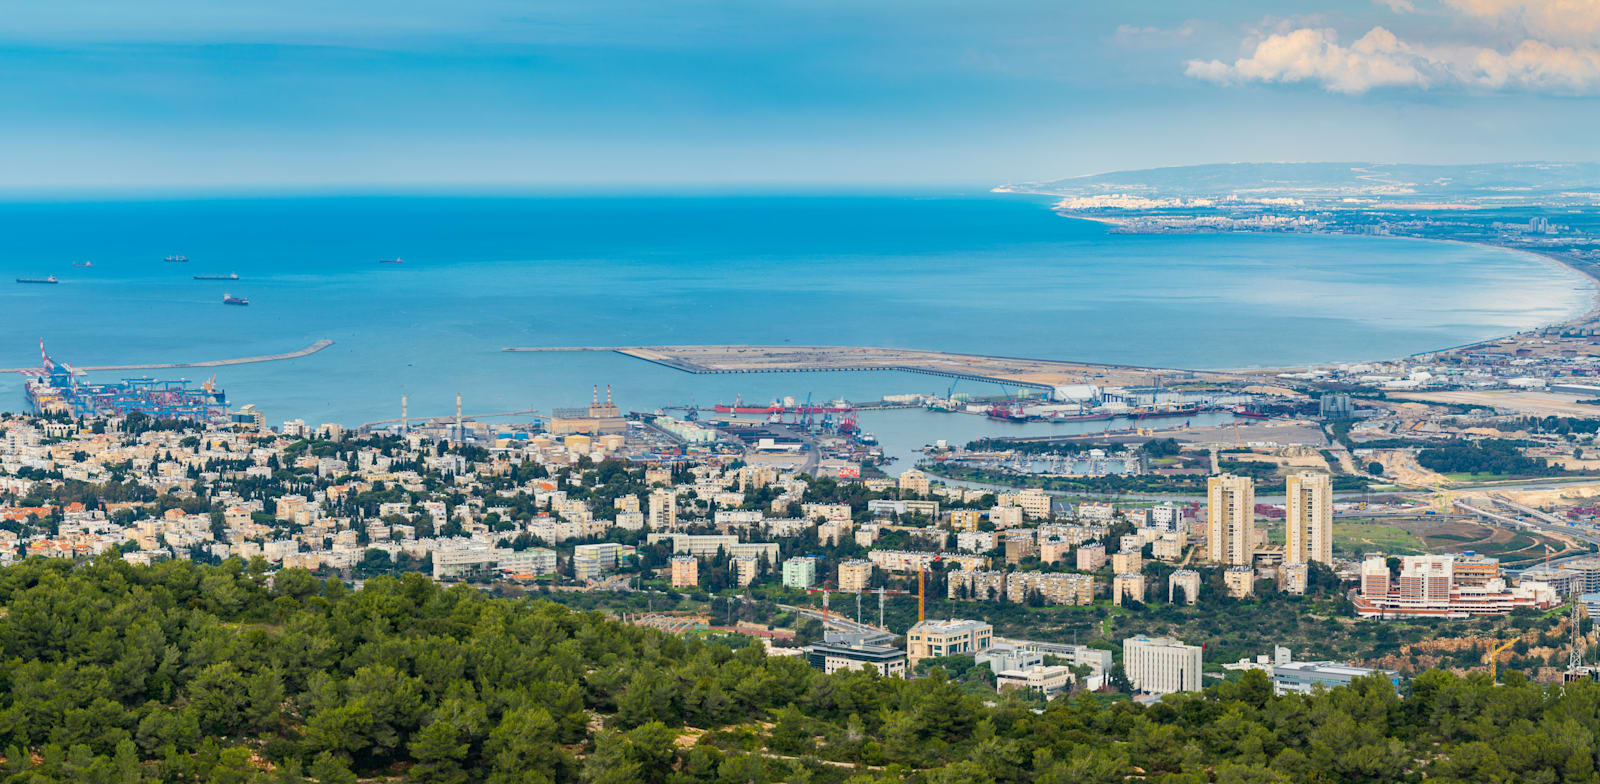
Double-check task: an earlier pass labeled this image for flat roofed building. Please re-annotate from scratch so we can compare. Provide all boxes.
[907,619,993,665]
[1169,569,1201,605]
[1224,565,1256,598]
[1272,660,1398,695]
[1208,473,1255,566]
[996,664,1072,697]
[1113,573,1146,606]
[838,559,873,592]
[1285,471,1333,565]
[782,556,820,589]
[805,632,907,677]
[732,555,759,587]
[670,555,699,588]
[1124,635,1203,695]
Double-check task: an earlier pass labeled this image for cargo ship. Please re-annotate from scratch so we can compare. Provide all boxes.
[194,273,239,281]
[72,261,92,268]
[1231,405,1269,419]
[379,258,404,264]
[222,293,249,306]
[164,255,188,263]
[16,276,58,284]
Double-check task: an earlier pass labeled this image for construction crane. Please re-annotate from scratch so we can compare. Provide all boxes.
[1488,637,1518,682]
[916,554,942,625]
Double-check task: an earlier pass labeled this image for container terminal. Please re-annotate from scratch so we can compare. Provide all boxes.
[22,342,229,423]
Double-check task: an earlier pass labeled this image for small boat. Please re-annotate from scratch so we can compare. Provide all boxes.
[72,261,92,268]
[17,276,59,284]
[164,255,189,263]
[194,273,239,281]
[379,258,404,264]
[223,293,249,306]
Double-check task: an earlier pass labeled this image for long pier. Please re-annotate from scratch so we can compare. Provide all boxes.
[497,344,1192,390]
[357,408,545,432]
[0,339,334,374]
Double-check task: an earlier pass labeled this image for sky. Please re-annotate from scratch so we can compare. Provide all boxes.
[2,0,1598,190]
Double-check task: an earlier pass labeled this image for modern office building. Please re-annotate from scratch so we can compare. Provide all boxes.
[906,619,993,665]
[1285,471,1333,565]
[804,631,907,677]
[1273,659,1398,695]
[1124,635,1204,695]
[1207,473,1255,565]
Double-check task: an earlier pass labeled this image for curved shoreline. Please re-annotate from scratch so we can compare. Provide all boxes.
[1056,211,1600,363]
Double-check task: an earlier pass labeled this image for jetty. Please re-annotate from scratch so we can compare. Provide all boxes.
[502,344,1247,389]
[0,339,334,374]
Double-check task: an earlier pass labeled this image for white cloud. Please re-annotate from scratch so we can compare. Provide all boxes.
[1185,27,1430,93]
[1185,21,1600,93]
[1374,0,1416,12]
[1444,0,1600,45]
[1466,39,1600,89]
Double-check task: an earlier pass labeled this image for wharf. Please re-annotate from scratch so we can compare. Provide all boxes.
[503,344,1244,390]
[0,339,334,374]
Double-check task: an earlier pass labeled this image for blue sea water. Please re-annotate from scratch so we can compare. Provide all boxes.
[0,192,1591,430]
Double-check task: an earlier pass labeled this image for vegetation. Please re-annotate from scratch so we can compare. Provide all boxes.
[1,556,1595,783]
[1416,439,1567,477]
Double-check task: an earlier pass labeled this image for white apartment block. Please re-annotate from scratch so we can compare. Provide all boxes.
[1124,635,1203,695]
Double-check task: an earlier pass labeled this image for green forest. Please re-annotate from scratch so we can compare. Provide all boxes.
[0,557,1596,784]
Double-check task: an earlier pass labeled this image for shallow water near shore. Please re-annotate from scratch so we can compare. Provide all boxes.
[0,191,1590,428]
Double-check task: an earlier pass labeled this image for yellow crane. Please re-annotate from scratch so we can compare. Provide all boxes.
[1488,638,1518,682]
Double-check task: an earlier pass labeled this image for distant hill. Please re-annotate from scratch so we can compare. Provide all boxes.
[1000,162,1600,207]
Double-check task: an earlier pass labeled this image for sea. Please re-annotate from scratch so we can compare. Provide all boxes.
[0,190,1592,465]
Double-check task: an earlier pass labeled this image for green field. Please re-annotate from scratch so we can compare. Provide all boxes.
[1332,520,1427,556]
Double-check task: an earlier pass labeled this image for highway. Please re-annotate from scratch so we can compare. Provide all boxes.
[776,602,891,636]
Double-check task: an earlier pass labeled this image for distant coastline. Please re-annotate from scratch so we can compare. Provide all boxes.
[1045,207,1600,361]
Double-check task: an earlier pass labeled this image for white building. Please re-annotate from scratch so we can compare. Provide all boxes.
[1124,635,1203,695]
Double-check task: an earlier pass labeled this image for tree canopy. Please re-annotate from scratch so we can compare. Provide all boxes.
[0,556,1595,783]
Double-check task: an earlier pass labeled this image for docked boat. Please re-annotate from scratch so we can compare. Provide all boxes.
[164,255,188,263]
[17,276,59,284]
[194,273,239,281]
[222,293,249,306]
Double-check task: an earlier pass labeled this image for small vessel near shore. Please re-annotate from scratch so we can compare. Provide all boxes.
[222,293,249,306]
[379,258,404,264]
[17,275,59,284]
[194,273,239,281]
[164,255,188,263]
